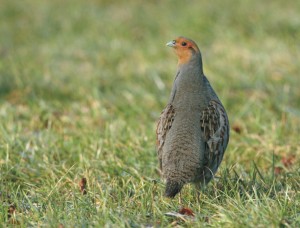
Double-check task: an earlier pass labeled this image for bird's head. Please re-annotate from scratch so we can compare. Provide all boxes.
[166,37,201,66]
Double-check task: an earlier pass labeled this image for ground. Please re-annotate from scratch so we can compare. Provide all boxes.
[0,0,299,226]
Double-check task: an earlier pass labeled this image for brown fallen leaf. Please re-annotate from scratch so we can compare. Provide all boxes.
[232,124,242,134]
[178,207,194,217]
[79,177,87,195]
[8,205,19,225]
[7,205,16,219]
[274,167,283,175]
[281,155,296,168]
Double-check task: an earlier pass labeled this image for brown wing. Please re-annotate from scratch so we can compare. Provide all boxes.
[156,104,175,170]
[200,100,229,175]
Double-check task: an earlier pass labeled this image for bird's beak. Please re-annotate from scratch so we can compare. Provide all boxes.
[166,40,176,47]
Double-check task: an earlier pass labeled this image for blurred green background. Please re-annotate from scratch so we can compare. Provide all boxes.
[0,0,299,226]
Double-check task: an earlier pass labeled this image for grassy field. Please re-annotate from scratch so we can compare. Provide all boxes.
[0,0,300,226]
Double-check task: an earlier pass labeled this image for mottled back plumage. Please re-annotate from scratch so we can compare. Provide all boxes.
[156,37,230,198]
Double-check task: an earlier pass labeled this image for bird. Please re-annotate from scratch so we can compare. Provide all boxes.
[156,37,230,198]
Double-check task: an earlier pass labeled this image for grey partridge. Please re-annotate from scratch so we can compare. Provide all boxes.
[156,37,230,198]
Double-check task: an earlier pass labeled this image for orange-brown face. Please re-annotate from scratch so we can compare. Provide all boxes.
[166,37,200,65]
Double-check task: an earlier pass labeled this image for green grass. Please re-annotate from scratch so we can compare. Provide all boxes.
[1,0,300,226]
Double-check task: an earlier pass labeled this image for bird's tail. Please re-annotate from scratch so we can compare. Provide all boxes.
[165,180,183,198]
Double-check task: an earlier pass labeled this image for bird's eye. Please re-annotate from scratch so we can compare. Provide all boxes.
[181,42,187,46]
